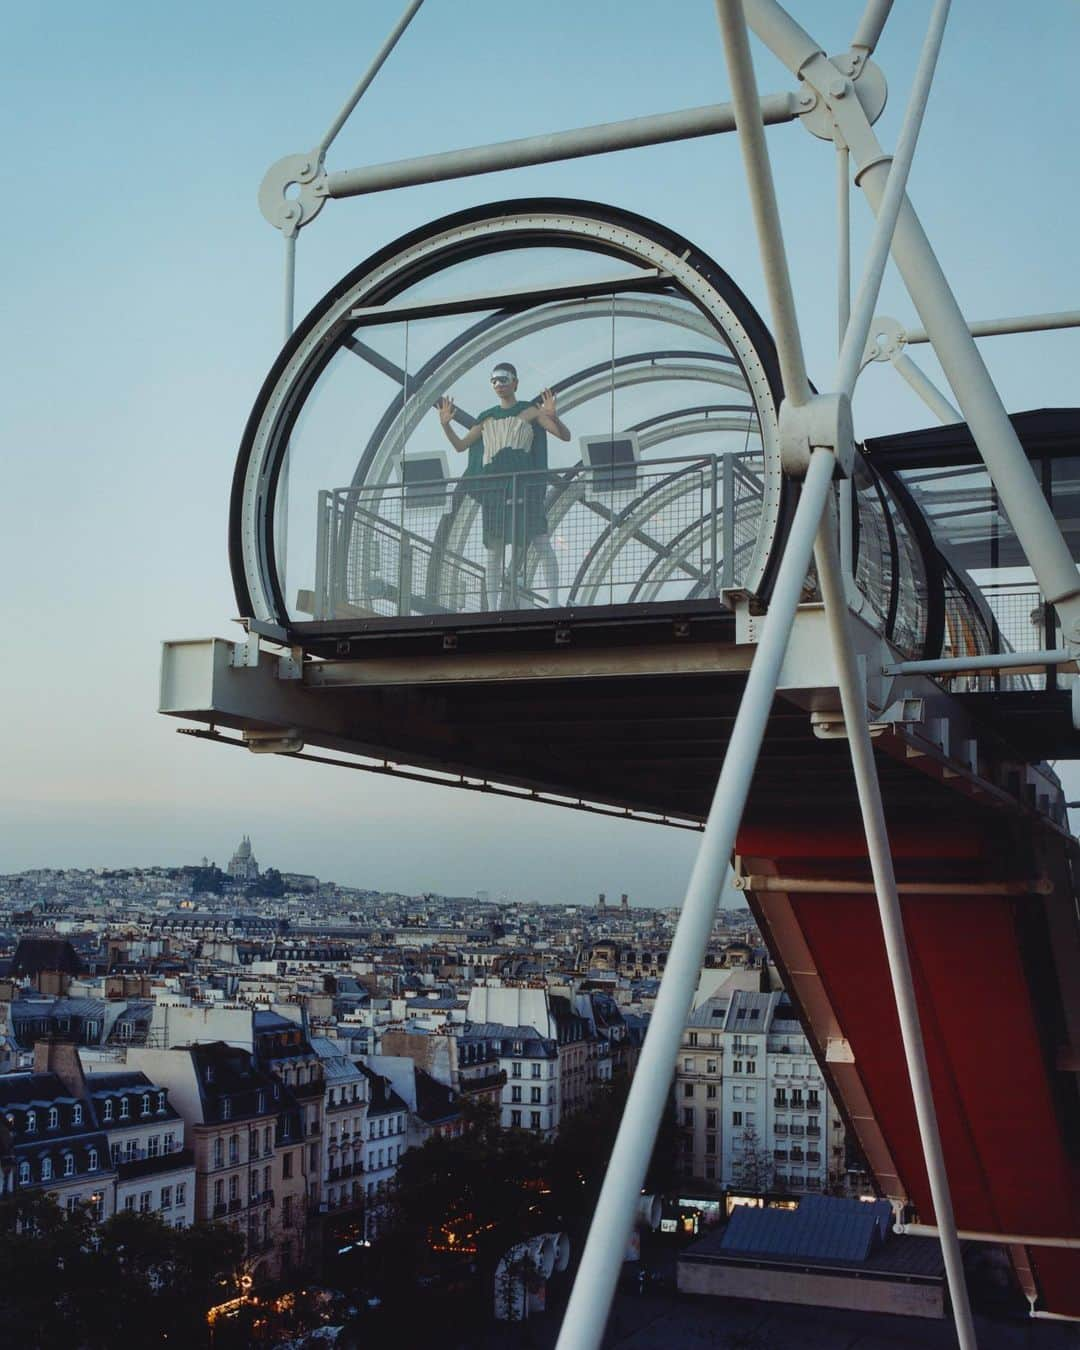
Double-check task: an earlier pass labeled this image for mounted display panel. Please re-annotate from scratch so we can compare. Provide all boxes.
[230,200,791,644]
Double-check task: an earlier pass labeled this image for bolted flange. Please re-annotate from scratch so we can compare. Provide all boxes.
[799,54,887,142]
[258,151,328,233]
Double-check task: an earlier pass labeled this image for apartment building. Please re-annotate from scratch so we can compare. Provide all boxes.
[128,1041,308,1281]
[676,985,848,1200]
[2,1041,115,1221]
[83,1068,195,1227]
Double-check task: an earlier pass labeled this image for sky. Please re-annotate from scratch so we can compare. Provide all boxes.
[3,1,1079,903]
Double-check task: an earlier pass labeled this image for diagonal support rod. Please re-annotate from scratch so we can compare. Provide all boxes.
[813,499,978,1350]
[715,0,811,407]
[555,447,837,1350]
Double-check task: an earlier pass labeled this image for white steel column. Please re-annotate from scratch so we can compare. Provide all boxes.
[555,448,837,1350]
[813,505,977,1350]
[743,0,1080,627]
[715,0,811,407]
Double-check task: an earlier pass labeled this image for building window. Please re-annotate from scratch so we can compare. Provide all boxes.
[157,1091,166,1113]
[175,1183,186,1207]
[48,1107,59,1130]
[510,1086,521,1103]
[282,1195,293,1229]
[732,1111,742,1126]
[140,1191,152,1213]
[18,1161,30,1185]
[706,1059,718,1074]
[706,1109,717,1129]
[264,1126,272,1156]
[263,1166,271,1193]
[747,1061,757,1074]
[282,1151,293,1180]
[531,1063,541,1078]
[257,1090,266,1112]
[214,1138,224,1168]
[688,1033,698,1046]
[683,1057,693,1072]
[87,1148,98,1171]
[249,1171,259,1199]
[682,1084,694,1099]
[706,1085,717,1100]
[705,1133,717,1155]
[732,1061,742,1074]
[103,1099,114,1122]
[164,1131,175,1154]
[530,1087,541,1104]
[141,1094,151,1116]
[214,1179,224,1205]
[161,1186,172,1210]
[511,1062,521,1078]
[124,1195,136,1212]
[228,1175,239,1202]
[148,1136,160,1158]
[72,1104,83,1126]
[25,1110,36,1134]
[119,1099,130,1120]
[530,1112,541,1130]
[229,1135,239,1164]
[41,1157,52,1181]
[221,1097,232,1121]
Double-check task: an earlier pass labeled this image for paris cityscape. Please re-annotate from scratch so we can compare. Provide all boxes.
[8,0,1080,1346]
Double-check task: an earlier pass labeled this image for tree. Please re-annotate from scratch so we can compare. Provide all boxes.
[0,1194,244,1350]
[730,1123,774,1195]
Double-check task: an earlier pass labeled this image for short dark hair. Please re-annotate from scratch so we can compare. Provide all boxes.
[492,361,517,378]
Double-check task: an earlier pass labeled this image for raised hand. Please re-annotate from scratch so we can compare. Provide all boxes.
[539,388,557,417]
[436,395,455,425]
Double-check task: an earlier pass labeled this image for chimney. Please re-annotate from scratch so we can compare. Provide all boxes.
[33,1039,88,1101]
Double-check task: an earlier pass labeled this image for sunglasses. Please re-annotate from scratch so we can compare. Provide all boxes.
[490,373,514,385]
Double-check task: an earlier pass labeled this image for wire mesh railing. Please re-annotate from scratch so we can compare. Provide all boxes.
[312,452,766,620]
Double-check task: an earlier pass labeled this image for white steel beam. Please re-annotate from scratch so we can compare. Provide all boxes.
[744,0,1080,632]
[890,351,961,424]
[813,502,978,1350]
[316,0,427,158]
[716,0,812,407]
[554,447,837,1350]
[320,93,801,200]
[906,309,1080,343]
[851,0,895,56]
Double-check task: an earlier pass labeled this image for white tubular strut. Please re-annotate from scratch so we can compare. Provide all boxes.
[554,448,837,1350]
[814,503,978,1350]
[744,0,1080,636]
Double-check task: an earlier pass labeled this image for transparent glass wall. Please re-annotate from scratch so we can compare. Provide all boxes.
[275,243,770,623]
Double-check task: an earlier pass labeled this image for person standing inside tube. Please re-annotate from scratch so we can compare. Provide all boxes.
[437,361,570,611]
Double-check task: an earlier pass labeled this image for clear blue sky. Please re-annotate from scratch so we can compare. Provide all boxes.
[3,1,1078,901]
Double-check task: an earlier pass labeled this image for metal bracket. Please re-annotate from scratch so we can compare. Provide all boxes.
[258,151,328,234]
[277,647,304,681]
[798,53,888,143]
[230,634,261,669]
[861,314,907,369]
[242,727,305,755]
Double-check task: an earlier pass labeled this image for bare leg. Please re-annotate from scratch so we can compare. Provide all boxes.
[485,546,505,612]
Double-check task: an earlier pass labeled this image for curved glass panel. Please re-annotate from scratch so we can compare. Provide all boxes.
[233,202,785,631]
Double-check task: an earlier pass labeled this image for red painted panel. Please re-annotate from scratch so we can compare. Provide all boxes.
[740,823,1080,1317]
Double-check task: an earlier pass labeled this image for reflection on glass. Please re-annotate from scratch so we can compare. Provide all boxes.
[278,244,774,623]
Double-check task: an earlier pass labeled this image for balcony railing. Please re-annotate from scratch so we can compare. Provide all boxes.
[213,1202,227,1218]
[228,1197,242,1213]
[310,451,766,623]
[773,1125,788,1136]
[806,1125,821,1138]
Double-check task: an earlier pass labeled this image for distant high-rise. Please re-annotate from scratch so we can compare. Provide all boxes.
[226,835,259,881]
[620,893,629,913]
[597,892,607,911]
